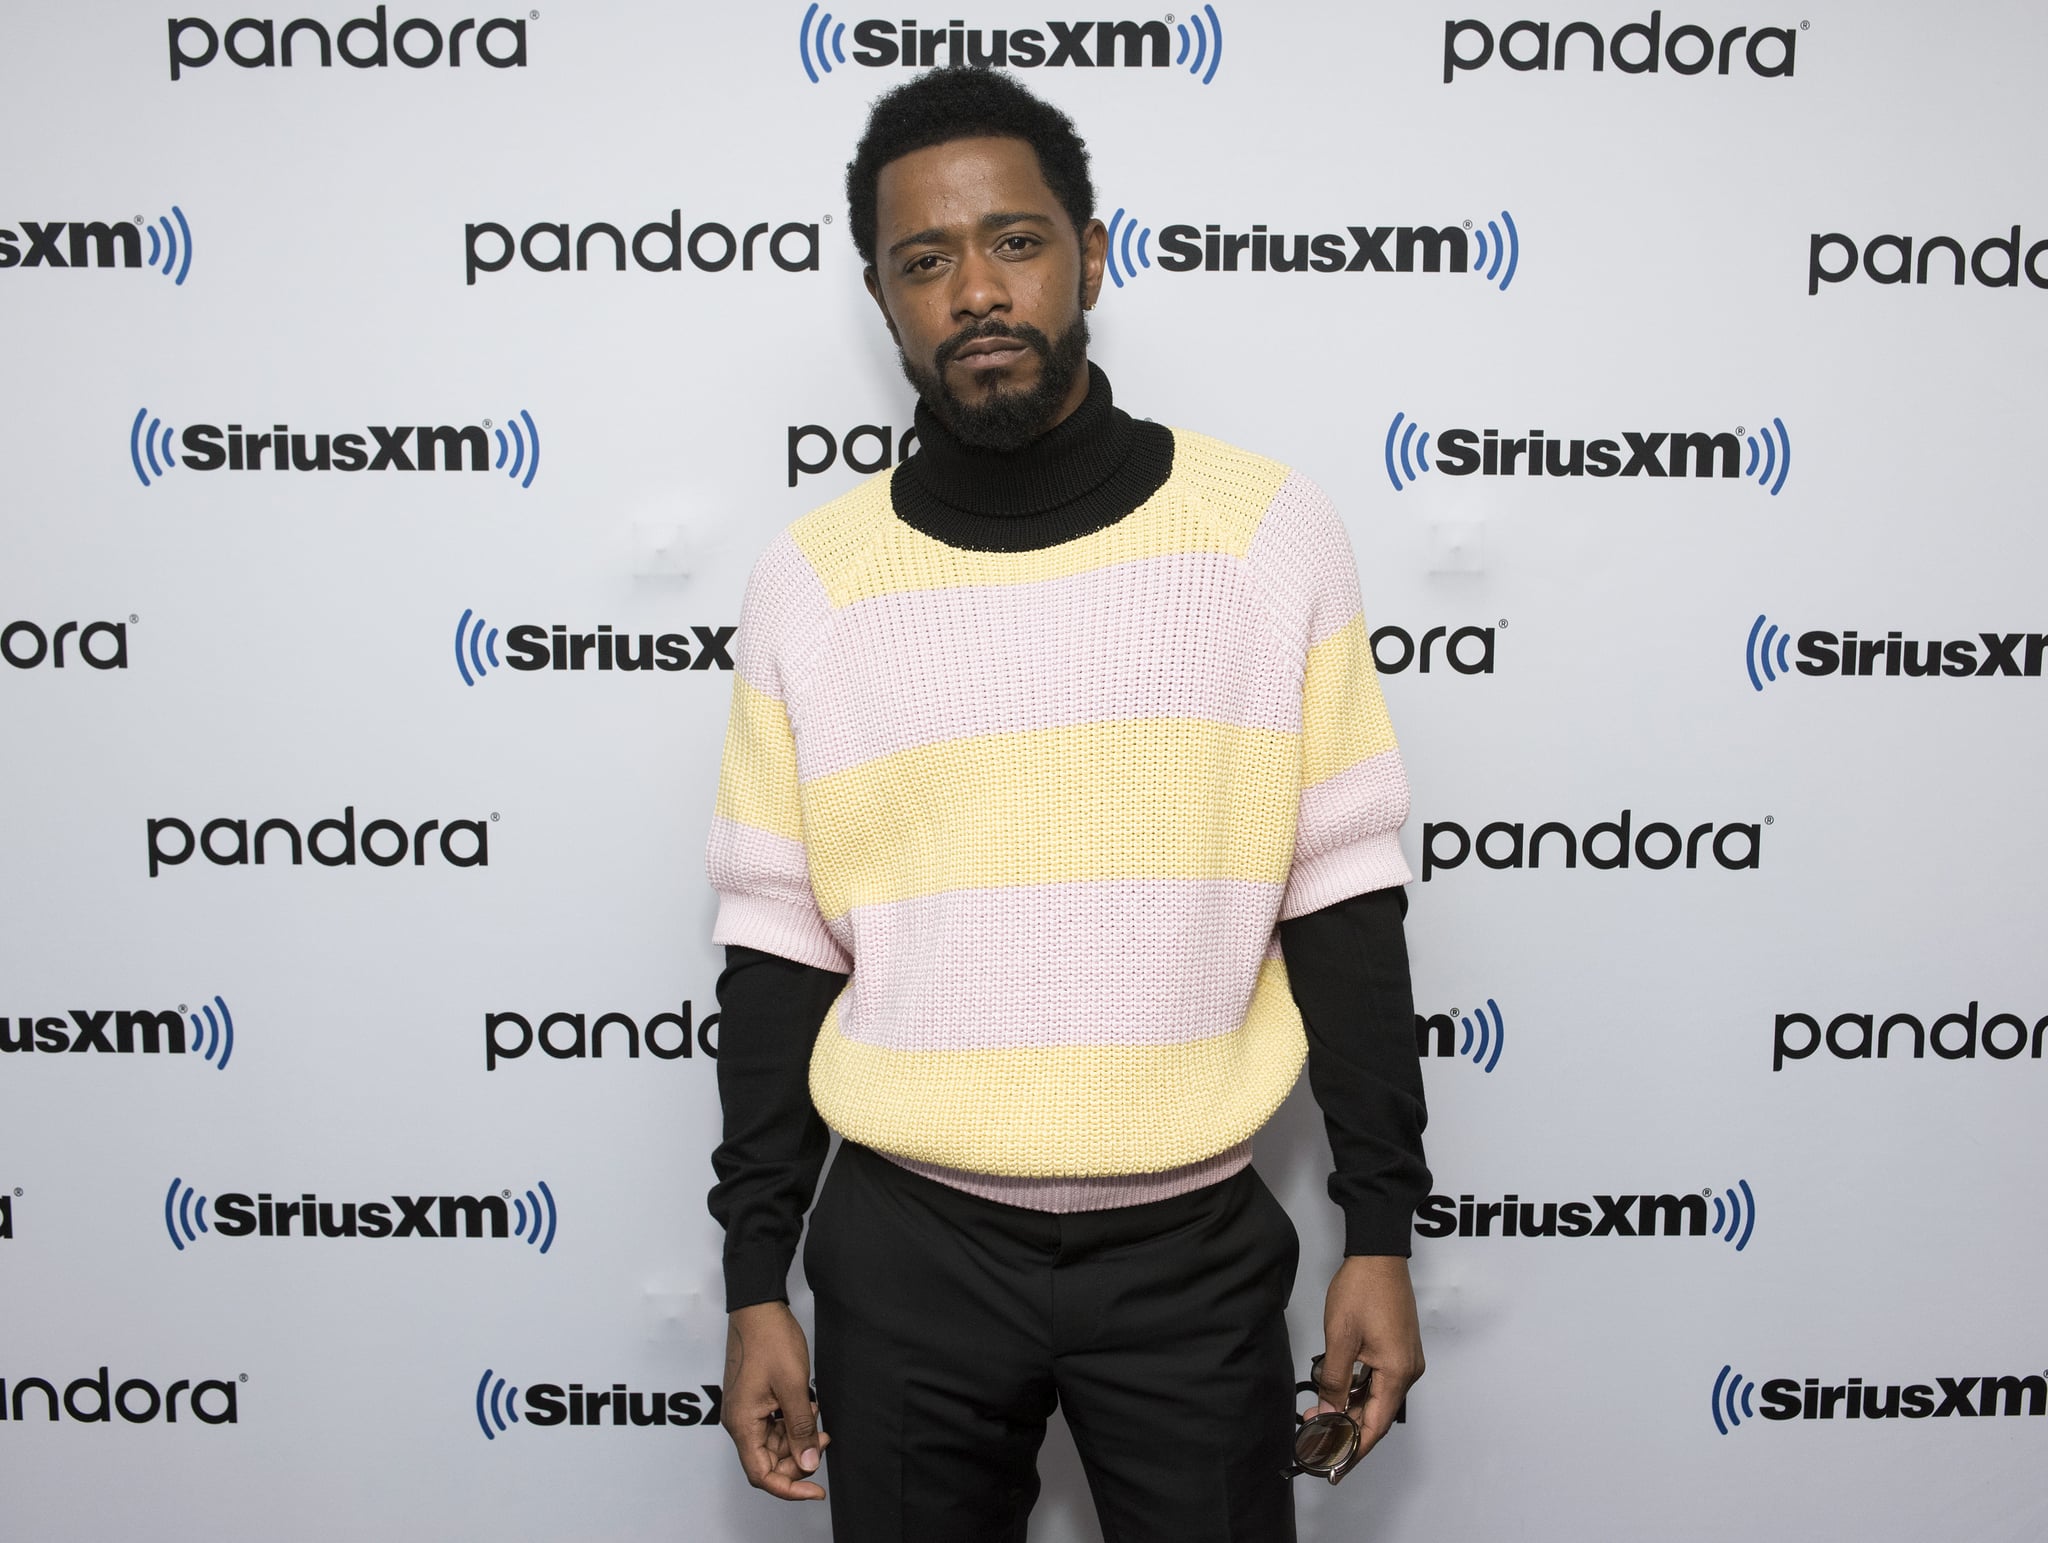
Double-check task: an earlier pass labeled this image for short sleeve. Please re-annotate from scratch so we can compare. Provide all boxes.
[703,535,852,972]
[1245,470,1413,920]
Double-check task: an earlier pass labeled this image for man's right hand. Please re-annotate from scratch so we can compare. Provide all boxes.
[721,1301,830,1501]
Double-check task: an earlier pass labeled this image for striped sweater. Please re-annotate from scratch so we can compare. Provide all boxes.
[705,419,1412,1209]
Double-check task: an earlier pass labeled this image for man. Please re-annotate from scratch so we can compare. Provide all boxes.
[705,66,1429,1542]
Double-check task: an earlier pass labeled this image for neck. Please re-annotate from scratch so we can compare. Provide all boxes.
[906,361,1126,518]
[891,362,1176,552]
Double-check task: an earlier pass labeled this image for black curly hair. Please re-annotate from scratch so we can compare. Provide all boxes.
[845,67,1096,268]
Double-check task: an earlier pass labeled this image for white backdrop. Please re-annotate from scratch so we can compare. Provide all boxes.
[2,3,2043,1539]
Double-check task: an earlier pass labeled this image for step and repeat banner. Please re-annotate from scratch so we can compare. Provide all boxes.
[2,3,2042,1538]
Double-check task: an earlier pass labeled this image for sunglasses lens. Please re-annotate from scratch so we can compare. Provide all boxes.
[1292,1413,1357,1474]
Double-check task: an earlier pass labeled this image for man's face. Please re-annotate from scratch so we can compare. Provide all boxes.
[865,135,1107,450]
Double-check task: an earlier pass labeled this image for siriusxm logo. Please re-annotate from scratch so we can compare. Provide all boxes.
[1712,1364,2047,1434]
[167,10,529,79]
[146,808,491,877]
[128,409,540,488]
[485,1003,718,1071]
[1773,1001,2045,1073]
[1745,616,2046,690]
[1418,1181,1757,1246]
[476,1369,722,1439]
[464,215,820,286]
[454,611,735,686]
[164,1178,558,1252]
[796,10,1222,81]
[1809,227,2048,296]
[1102,209,1519,289]
[788,423,919,486]
[1443,14,1798,84]
[0,209,194,285]
[1415,999,1506,1073]
[1,619,128,671]
[2,996,234,1069]
[1421,810,1762,881]
[1384,413,1791,495]
[0,1367,239,1425]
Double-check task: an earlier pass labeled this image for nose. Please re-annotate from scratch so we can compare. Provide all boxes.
[950,245,1012,322]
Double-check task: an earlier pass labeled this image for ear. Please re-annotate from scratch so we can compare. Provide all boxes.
[1078,217,1108,311]
[863,266,902,346]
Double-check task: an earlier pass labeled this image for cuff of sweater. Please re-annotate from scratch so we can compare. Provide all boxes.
[1280,828,1412,920]
[723,1243,797,1313]
[1341,1202,1418,1259]
[711,893,853,973]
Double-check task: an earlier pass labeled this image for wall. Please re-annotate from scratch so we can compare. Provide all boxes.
[1,3,2042,1538]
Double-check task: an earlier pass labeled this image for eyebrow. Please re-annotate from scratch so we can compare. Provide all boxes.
[886,210,1055,258]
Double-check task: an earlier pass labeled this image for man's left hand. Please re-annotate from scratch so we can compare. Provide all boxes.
[1309,1254,1424,1482]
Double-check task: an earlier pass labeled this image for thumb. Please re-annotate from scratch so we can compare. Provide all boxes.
[1315,1344,1363,1414]
[773,1371,821,1465]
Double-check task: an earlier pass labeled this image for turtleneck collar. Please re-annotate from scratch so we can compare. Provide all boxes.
[890,361,1175,553]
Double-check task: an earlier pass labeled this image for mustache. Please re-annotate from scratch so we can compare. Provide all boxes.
[933,319,1054,371]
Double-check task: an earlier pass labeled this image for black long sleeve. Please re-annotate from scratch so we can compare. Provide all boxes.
[706,943,846,1311]
[1278,884,1433,1257]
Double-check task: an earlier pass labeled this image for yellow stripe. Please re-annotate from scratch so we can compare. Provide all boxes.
[1301,613,1398,787]
[1167,428,1293,551]
[810,957,1308,1175]
[712,675,804,840]
[801,718,1301,919]
[788,431,1295,607]
[807,481,1216,606]
[785,471,897,593]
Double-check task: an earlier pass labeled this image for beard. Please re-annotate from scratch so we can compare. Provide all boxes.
[898,310,1091,452]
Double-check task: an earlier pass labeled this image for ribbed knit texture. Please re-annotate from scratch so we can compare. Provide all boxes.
[892,362,1175,551]
[706,419,1412,1209]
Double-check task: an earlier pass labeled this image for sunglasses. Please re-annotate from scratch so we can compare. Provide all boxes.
[1282,1354,1372,1482]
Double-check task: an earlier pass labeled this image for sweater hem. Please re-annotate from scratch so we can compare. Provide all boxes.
[878,1140,1253,1213]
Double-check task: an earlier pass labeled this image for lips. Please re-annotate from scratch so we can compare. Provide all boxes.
[950,337,1030,369]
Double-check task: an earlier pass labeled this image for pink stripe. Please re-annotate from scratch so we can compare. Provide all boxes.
[733,530,832,702]
[833,878,1284,1050]
[712,892,852,972]
[707,813,810,898]
[1284,748,1412,917]
[1281,831,1412,920]
[787,551,1300,781]
[885,1141,1252,1213]
[1245,469,1365,650]
[1295,747,1410,860]
[707,817,852,971]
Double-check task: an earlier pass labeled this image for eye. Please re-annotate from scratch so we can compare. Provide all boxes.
[904,252,946,275]
[996,234,1040,255]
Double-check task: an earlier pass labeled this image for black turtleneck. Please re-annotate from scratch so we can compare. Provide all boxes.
[707,364,1430,1311]
[890,361,1175,551]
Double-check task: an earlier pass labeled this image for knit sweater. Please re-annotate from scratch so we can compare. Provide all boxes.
[705,366,1416,1214]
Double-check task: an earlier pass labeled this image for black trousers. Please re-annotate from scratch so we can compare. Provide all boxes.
[803,1141,1301,1543]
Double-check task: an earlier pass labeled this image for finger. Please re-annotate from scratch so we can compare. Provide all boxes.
[771,1426,832,1469]
[738,1431,820,1499]
[748,1424,828,1501]
[1349,1373,1413,1463]
[731,1404,826,1501]
[766,1412,834,1467]
[752,1462,828,1502]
